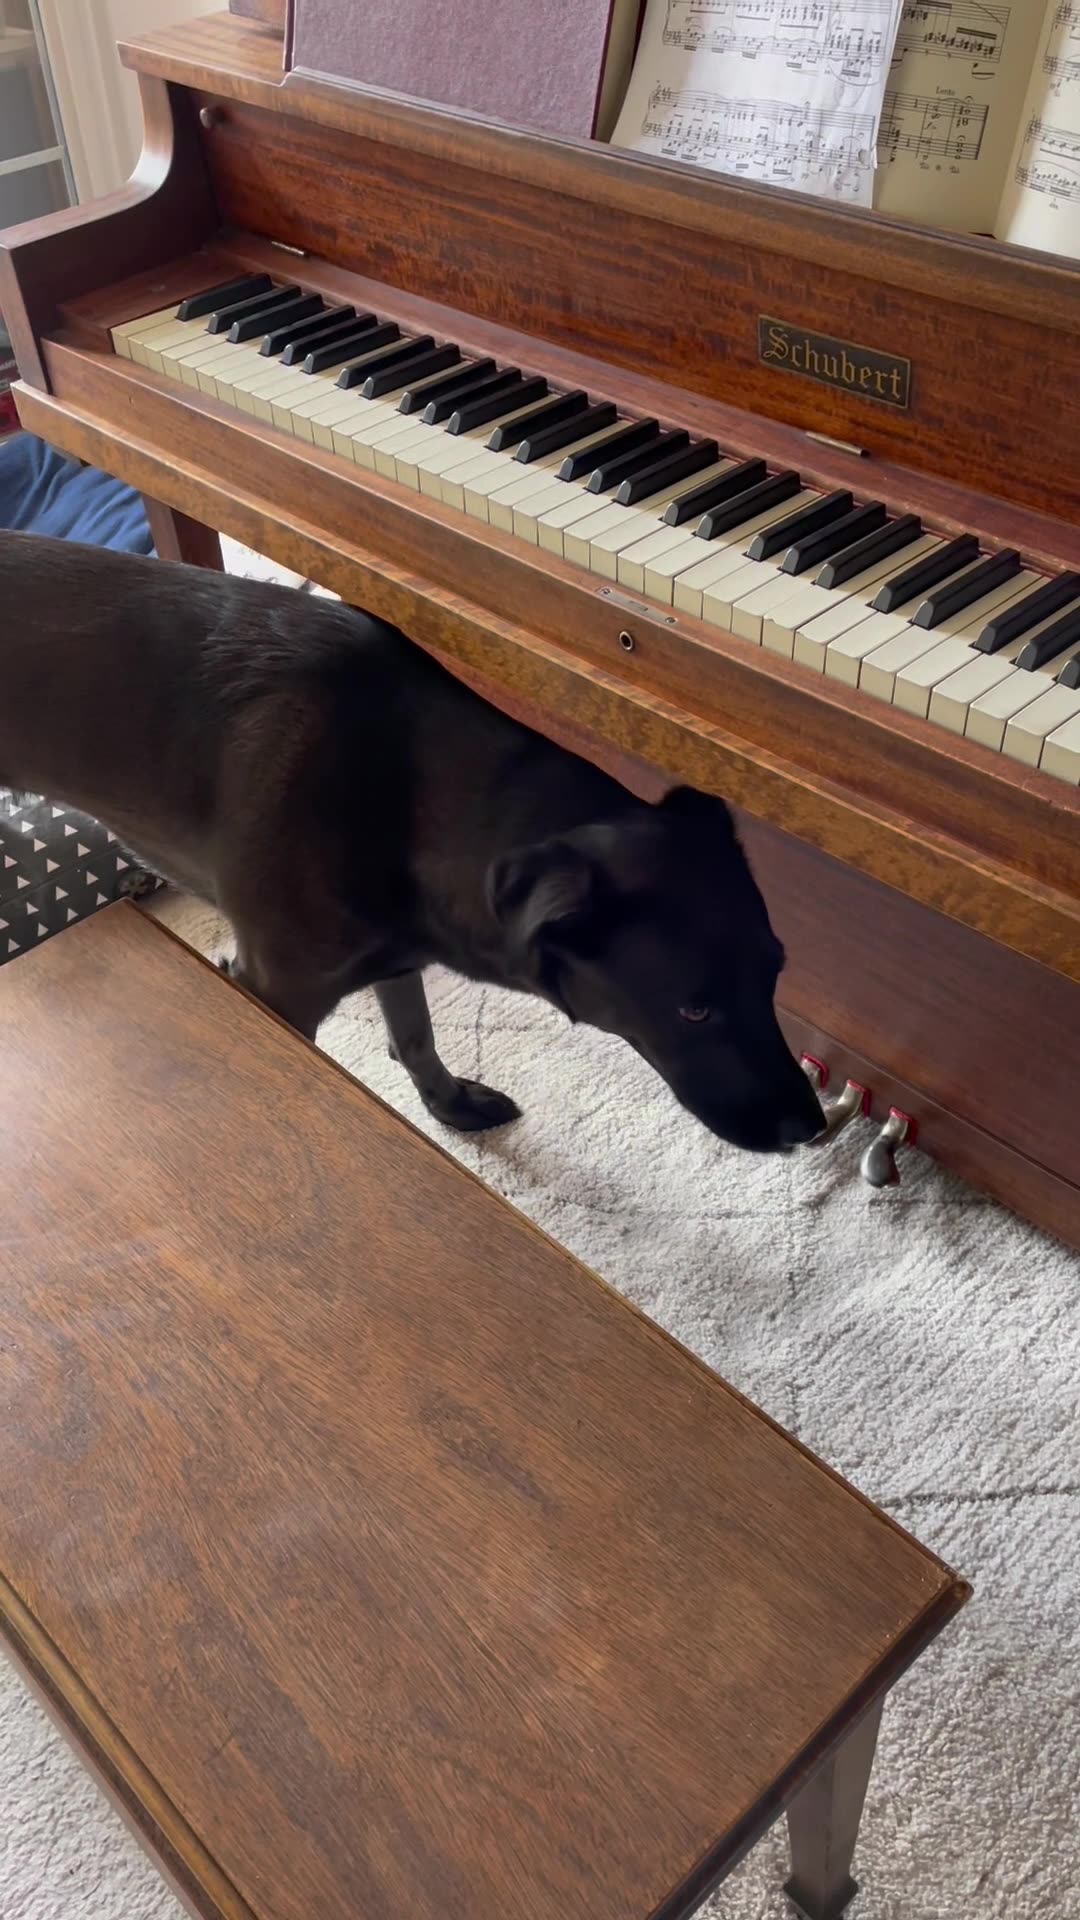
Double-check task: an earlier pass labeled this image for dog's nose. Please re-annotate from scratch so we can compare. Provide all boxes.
[777,1106,825,1149]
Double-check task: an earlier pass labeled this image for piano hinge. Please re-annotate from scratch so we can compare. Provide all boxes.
[270,241,308,257]
[806,431,868,457]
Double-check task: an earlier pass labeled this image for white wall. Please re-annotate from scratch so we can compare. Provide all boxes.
[36,0,217,202]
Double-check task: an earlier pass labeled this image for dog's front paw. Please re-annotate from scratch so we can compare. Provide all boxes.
[429,1079,521,1133]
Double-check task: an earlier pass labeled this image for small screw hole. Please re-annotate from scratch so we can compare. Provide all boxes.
[618,629,635,652]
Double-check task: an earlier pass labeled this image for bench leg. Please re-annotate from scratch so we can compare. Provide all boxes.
[784,1698,884,1920]
[143,498,223,570]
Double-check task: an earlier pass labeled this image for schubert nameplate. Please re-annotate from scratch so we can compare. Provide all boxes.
[758,318,911,410]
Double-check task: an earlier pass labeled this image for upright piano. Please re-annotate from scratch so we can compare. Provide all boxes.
[2,0,1078,1245]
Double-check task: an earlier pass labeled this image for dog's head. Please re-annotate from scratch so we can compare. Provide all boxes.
[487,786,823,1154]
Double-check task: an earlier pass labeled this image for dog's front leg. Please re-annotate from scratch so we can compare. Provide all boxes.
[374,973,520,1133]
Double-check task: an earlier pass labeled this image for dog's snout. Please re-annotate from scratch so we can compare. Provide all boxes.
[777,1105,825,1150]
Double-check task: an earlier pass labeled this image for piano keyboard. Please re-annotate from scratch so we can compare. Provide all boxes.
[112,277,1080,787]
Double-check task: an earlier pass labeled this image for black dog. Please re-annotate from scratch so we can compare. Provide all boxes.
[0,532,823,1153]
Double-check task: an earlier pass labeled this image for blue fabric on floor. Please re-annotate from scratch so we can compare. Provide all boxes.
[0,430,153,553]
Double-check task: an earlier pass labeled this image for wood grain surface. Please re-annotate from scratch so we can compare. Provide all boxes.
[0,906,968,1920]
[114,13,1080,522]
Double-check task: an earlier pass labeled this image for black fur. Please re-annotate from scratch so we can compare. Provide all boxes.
[0,531,823,1152]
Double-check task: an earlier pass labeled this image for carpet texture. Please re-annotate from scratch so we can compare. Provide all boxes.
[3,547,1077,1918]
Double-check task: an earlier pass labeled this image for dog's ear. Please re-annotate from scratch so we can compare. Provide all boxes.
[660,785,738,842]
[486,840,600,947]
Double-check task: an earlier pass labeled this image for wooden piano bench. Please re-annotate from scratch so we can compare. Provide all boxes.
[0,905,970,1920]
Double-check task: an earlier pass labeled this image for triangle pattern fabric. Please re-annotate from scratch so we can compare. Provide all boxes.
[1,790,163,963]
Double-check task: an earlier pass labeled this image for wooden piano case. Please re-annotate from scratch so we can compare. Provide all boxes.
[1,6,1078,1245]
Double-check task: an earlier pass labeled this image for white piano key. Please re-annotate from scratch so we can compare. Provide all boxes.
[278,376,349,435]
[926,653,1019,734]
[859,627,946,703]
[823,612,911,685]
[729,571,808,644]
[403,408,548,496]
[110,304,182,356]
[1002,683,1080,765]
[616,525,699,595]
[158,331,245,384]
[200,346,271,402]
[660,492,819,614]
[452,425,619,523]
[574,464,768,583]
[127,316,210,372]
[966,669,1050,751]
[891,638,982,718]
[562,502,657,571]
[764,535,943,659]
[701,559,778,630]
[1041,711,1080,784]
[488,432,630,538]
[922,601,1078,734]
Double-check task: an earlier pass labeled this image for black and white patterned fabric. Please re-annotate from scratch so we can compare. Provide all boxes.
[0,790,161,965]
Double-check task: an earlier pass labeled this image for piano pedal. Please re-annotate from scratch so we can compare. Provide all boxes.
[860,1109,915,1189]
[800,1055,868,1141]
[801,1056,916,1187]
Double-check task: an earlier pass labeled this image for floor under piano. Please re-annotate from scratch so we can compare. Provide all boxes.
[1,545,1076,1920]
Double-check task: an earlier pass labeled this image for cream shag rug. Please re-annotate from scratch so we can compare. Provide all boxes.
[3,545,1077,1919]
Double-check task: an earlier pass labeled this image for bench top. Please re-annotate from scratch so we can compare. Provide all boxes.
[0,905,967,1920]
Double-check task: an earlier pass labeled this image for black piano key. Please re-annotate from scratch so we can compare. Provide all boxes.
[261,304,352,358]
[586,427,684,495]
[283,311,373,366]
[615,439,719,507]
[1058,653,1080,689]
[361,342,460,398]
[910,548,1021,628]
[974,571,1080,653]
[780,501,887,576]
[871,534,980,614]
[177,274,273,322]
[695,470,801,541]
[559,420,658,483]
[206,284,299,334]
[447,376,548,435]
[230,293,319,344]
[303,322,400,374]
[336,335,434,390]
[1016,606,1080,672]
[746,490,853,562]
[662,458,767,528]
[423,369,521,425]
[252,294,326,353]
[814,513,923,589]
[516,401,618,464]
[400,358,497,415]
[489,390,589,453]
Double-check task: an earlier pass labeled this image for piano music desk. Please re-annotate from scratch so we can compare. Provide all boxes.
[0,905,969,1920]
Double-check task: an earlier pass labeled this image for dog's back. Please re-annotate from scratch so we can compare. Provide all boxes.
[0,531,416,894]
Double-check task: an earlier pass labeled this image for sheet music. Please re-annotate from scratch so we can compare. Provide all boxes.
[873,0,1051,229]
[996,0,1080,251]
[611,0,905,204]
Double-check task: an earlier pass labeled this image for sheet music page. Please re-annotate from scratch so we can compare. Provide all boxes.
[872,0,1052,230]
[610,0,905,206]
[995,0,1080,253]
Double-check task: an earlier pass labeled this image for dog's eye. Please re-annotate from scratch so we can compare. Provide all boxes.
[678,1005,711,1024]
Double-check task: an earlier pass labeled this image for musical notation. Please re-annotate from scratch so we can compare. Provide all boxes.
[1042,0,1080,88]
[1014,116,1080,201]
[660,0,893,83]
[642,85,875,190]
[879,87,988,160]
[615,0,899,205]
[892,0,1010,66]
